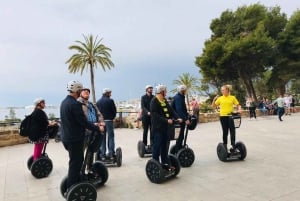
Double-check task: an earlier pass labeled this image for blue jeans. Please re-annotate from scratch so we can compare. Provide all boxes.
[100,120,115,157]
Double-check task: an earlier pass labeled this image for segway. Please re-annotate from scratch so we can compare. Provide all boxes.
[27,142,53,179]
[96,147,122,167]
[60,131,109,201]
[169,115,198,167]
[137,141,152,158]
[145,121,181,184]
[145,154,180,184]
[216,113,247,162]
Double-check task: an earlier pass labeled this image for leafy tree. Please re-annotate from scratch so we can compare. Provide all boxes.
[269,10,300,94]
[195,4,287,102]
[172,73,200,110]
[66,34,114,103]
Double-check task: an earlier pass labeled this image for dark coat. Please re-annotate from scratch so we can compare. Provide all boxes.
[60,95,99,143]
[150,97,179,132]
[96,95,117,120]
[29,108,49,142]
[172,92,189,121]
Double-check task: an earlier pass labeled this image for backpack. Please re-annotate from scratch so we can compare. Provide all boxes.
[19,114,32,137]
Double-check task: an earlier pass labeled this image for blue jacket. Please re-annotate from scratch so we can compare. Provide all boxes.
[172,93,188,121]
[96,95,117,120]
[60,95,99,143]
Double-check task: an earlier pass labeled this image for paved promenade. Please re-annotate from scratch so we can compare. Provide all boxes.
[1,113,300,201]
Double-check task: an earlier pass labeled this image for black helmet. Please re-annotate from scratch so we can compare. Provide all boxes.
[187,115,198,130]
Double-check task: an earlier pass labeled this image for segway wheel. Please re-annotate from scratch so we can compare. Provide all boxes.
[169,144,177,155]
[31,156,53,178]
[137,141,145,157]
[67,182,97,201]
[116,147,122,167]
[27,155,34,170]
[145,159,163,184]
[89,161,109,188]
[60,176,68,198]
[235,141,247,160]
[168,154,181,176]
[217,143,228,162]
[177,148,195,167]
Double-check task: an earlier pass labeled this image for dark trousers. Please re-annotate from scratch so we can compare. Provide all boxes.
[277,107,284,121]
[142,116,152,145]
[249,106,256,118]
[152,129,169,165]
[175,123,186,151]
[63,141,84,189]
[220,116,236,146]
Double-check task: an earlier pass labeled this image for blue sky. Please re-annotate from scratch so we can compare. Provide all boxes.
[0,0,298,107]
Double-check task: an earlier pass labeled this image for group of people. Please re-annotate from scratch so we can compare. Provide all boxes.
[28,80,118,191]
[28,80,296,192]
[245,93,297,122]
[140,83,243,170]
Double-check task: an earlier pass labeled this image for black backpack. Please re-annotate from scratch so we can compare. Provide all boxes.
[19,114,32,137]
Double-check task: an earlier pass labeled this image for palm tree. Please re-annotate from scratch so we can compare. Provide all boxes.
[172,73,200,110]
[66,34,114,103]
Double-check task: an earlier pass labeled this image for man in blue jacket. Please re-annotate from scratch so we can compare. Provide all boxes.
[60,80,101,190]
[172,85,190,153]
[96,88,117,160]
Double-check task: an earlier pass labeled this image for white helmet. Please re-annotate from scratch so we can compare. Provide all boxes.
[67,80,83,93]
[177,84,187,92]
[155,84,167,94]
[145,85,153,90]
[102,88,112,94]
[33,97,45,106]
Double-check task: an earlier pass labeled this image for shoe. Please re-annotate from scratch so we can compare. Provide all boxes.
[100,156,106,161]
[162,164,175,171]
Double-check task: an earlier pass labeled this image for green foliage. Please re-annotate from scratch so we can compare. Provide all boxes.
[195,3,295,101]
[66,34,114,103]
[199,102,214,113]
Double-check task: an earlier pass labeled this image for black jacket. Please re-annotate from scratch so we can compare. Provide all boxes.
[150,97,179,132]
[141,93,154,117]
[29,108,48,142]
[60,95,99,143]
[96,95,117,120]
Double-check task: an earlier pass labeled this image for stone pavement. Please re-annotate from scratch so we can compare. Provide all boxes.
[1,113,300,201]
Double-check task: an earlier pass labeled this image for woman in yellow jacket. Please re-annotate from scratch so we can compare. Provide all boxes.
[212,85,241,152]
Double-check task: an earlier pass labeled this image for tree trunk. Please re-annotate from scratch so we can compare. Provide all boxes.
[90,63,96,104]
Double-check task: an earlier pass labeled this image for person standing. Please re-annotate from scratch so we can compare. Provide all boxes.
[78,88,105,167]
[29,98,57,160]
[96,88,117,160]
[246,97,257,119]
[272,94,285,121]
[150,84,182,170]
[171,85,190,153]
[212,85,241,152]
[60,80,101,190]
[141,85,154,147]
[190,97,200,119]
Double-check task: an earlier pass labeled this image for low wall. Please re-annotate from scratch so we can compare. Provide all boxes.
[0,129,28,147]
[1,107,299,147]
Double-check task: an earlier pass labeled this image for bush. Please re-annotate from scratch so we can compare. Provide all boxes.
[199,102,214,113]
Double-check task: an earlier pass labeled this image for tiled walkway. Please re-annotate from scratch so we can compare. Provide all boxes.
[1,113,300,201]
